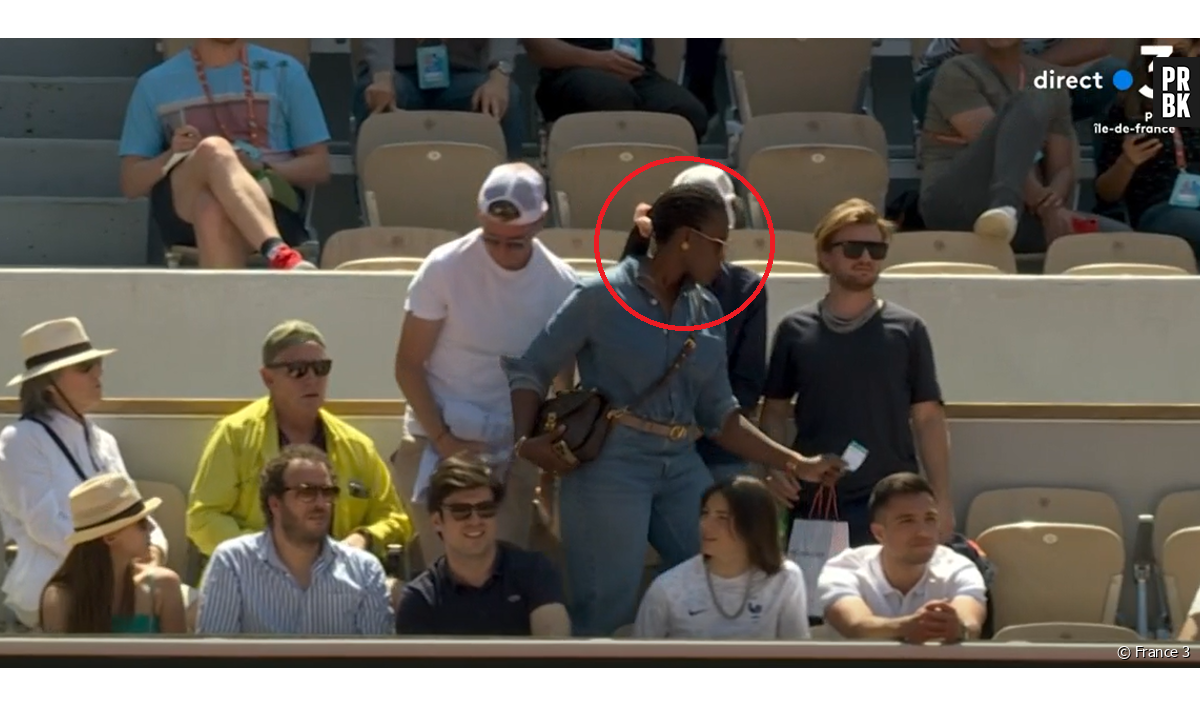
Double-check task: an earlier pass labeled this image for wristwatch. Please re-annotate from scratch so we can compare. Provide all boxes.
[491,60,513,77]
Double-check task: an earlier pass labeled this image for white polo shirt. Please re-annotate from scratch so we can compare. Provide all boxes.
[633,555,811,640]
[817,545,986,618]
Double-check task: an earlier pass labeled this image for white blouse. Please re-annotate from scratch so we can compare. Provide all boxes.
[0,409,167,625]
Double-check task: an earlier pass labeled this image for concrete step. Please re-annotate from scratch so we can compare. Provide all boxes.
[0,138,121,197]
[0,196,149,266]
[0,76,134,139]
[0,39,159,78]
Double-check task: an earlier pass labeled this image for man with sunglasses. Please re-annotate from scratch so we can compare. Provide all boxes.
[197,445,393,634]
[394,163,577,570]
[187,320,411,565]
[759,198,952,549]
[394,456,570,636]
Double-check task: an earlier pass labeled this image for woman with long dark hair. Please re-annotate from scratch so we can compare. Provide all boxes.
[39,474,186,634]
[633,475,809,639]
[623,165,767,484]
[1095,39,1200,259]
[504,182,843,637]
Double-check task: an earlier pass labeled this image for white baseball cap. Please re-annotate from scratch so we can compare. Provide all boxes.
[672,165,737,227]
[477,163,549,226]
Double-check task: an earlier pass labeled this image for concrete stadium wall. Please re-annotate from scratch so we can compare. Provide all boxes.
[0,269,1196,403]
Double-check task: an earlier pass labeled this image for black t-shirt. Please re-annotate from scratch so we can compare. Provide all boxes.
[1096,104,1200,226]
[394,542,565,636]
[554,39,656,69]
[763,301,943,500]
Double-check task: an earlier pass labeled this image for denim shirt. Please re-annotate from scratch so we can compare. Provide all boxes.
[503,257,739,461]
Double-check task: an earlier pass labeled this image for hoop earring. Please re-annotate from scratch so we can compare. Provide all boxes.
[681,241,690,251]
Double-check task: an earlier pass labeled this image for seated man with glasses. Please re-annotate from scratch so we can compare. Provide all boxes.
[196,445,394,634]
[394,455,570,637]
[187,320,411,566]
[393,163,577,571]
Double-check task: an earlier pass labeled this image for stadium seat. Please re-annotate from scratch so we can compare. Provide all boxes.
[965,487,1125,540]
[320,226,460,269]
[334,257,425,272]
[562,258,617,275]
[977,522,1124,630]
[653,38,687,83]
[1043,232,1199,274]
[159,39,313,68]
[1152,489,1200,563]
[731,260,819,274]
[726,39,874,118]
[726,229,816,264]
[737,114,888,232]
[134,480,189,579]
[546,112,697,230]
[883,262,1003,275]
[886,231,1019,273]
[356,112,505,231]
[538,228,629,261]
[992,622,1141,643]
[1062,263,1190,276]
[1161,527,1200,631]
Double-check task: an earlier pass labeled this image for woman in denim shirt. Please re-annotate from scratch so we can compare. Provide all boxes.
[504,183,843,637]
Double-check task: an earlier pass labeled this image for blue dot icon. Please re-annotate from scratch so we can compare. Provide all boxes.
[1113,69,1133,91]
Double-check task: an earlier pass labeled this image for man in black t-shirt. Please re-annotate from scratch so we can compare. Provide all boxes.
[523,39,709,140]
[759,198,952,548]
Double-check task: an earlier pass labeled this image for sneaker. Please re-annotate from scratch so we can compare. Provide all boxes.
[268,245,317,270]
[973,207,1018,242]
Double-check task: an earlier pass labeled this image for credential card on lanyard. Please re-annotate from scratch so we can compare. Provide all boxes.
[416,43,451,90]
[613,38,643,63]
[841,441,868,473]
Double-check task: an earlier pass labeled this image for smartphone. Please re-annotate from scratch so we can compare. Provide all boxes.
[1071,216,1100,234]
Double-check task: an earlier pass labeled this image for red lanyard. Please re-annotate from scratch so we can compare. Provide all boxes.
[190,44,261,148]
[1172,129,1188,170]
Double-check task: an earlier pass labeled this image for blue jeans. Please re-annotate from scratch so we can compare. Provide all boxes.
[559,450,711,637]
[1137,203,1200,263]
[352,69,524,160]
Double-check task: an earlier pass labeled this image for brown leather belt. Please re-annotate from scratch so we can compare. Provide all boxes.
[609,410,701,442]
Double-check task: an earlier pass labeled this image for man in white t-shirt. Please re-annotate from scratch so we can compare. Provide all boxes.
[1178,585,1200,641]
[817,473,986,643]
[392,163,578,569]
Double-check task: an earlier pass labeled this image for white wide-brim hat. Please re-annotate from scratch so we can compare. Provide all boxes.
[6,317,116,387]
[65,473,161,547]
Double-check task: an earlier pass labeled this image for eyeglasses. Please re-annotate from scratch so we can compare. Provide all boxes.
[285,484,340,503]
[266,359,333,379]
[72,360,100,374]
[830,240,889,260]
[441,500,499,521]
[690,227,728,251]
[480,233,532,251]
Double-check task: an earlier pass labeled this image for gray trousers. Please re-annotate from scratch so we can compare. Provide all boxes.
[920,91,1124,252]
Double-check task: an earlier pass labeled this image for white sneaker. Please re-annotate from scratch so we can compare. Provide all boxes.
[973,207,1018,242]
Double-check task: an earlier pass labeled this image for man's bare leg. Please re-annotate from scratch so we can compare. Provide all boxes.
[192,190,251,268]
[170,136,312,269]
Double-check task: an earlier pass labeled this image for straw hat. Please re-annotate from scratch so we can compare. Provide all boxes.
[6,317,116,387]
[65,474,161,546]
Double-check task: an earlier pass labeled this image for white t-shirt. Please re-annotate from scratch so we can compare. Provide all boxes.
[403,231,578,438]
[817,544,987,619]
[633,555,812,640]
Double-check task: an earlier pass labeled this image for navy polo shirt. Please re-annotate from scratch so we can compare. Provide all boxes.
[394,542,565,636]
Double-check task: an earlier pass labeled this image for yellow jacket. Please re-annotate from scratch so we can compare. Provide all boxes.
[185,397,411,558]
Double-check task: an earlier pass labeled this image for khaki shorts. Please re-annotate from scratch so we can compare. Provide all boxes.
[390,434,538,573]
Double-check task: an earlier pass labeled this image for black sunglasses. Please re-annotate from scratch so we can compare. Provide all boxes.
[285,483,340,503]
[267,359,333,379]
[831,240,889,260]
[441,500,499,521]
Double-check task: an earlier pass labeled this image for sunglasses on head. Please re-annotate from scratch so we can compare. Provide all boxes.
[285,483,340,503]
[441,500,499,521]
[266,359,332,379]
[831,240,889,260]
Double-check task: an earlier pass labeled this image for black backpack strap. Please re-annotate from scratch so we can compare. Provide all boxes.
[23,415,88,483]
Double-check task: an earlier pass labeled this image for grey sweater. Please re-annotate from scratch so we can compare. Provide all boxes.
[360,39,518,75]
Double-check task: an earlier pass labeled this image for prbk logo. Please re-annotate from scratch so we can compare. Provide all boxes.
[1142,45,1200,128]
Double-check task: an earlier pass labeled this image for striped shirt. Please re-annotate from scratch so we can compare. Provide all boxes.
[196,531,393,635]
[915,39,1061,79]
